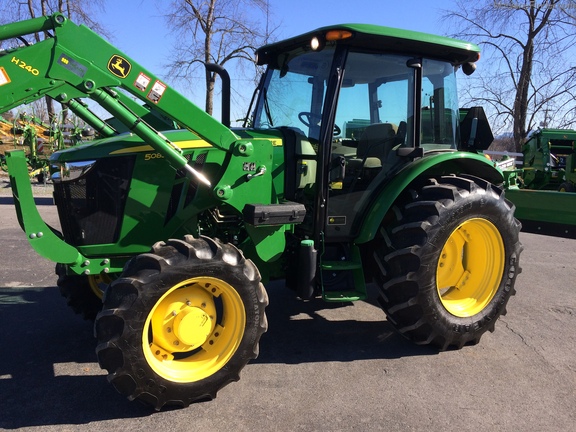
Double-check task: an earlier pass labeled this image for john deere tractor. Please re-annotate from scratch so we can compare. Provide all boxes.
[0,14,522,409]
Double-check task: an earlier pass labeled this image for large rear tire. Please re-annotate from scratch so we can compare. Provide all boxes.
[373,175,522,350]
[94,235,268,410]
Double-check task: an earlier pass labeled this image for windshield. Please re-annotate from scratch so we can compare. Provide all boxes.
[252,49,334,142]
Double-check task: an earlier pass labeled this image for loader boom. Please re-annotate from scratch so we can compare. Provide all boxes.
[0,13,238,173]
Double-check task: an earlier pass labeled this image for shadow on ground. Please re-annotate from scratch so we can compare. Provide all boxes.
[0,282,434,428]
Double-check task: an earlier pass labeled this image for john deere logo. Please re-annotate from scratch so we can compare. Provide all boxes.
[107,55,131,78]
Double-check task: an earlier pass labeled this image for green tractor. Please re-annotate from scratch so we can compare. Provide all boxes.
[1,14,522,409]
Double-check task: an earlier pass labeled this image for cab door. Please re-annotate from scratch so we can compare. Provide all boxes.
[324,52,414,242]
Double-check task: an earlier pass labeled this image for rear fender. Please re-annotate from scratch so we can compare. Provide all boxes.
[355,152,503,244]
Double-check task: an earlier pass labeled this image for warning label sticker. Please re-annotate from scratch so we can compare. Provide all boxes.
[147,80,167,104]
[0,67,11,86]
[134,72,151,91]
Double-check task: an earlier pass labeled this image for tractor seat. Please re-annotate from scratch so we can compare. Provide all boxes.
[348,123,398,172]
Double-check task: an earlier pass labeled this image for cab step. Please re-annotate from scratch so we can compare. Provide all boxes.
[320,244,367,302]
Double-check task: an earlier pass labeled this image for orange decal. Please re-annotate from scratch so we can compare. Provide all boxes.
[0,67,12,86]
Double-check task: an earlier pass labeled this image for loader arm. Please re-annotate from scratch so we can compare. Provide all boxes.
[63,98,116,138]
[0,13,239,173]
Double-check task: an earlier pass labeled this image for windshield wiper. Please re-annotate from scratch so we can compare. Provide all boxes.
[263,87,274,127]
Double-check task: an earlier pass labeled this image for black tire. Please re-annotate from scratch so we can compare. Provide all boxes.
[56,264,106,321]
[558,182,575,192]
[94,235,268,410]
[373,175,522,350]
[81,127,95,137]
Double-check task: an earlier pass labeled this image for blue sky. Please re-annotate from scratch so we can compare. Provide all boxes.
[99,0,458,71]
[93,0,460,121]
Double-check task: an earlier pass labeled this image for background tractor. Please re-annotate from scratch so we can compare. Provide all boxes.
[0,14,522,410]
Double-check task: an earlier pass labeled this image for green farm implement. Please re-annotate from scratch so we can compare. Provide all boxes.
[0,113,52,182]
[1,14,524,409]
[497,128,576,237]
[1,110,94,182]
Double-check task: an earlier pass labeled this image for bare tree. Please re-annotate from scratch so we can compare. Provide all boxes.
[0,0,109,123]
[446,0,576,151]
[0,0,108,35]
[164,0,276,117]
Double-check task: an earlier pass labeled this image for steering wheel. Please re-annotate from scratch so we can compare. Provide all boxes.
[298,111,341,136]
[298,111,321,128]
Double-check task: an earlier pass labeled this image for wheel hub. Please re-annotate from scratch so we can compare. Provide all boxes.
[150,285,217,353]
[173,306,212,348]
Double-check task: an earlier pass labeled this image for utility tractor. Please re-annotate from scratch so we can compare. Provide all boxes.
[0,14,523,410]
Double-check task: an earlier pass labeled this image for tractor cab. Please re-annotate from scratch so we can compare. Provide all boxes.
[249,25,489,299]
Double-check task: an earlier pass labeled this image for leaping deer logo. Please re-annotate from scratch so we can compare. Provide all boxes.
[107,55,131,78]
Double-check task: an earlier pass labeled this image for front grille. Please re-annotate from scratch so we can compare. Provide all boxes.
[53,156,135,246]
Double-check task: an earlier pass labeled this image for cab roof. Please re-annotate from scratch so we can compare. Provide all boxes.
[257,23,480,66]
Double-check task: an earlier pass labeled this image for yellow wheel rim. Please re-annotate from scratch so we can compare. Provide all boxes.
[142,276,245,383]
[436,218,504,317]
[88,273,114,299]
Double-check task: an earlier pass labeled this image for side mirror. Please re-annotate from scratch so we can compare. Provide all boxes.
[462,62,476,76]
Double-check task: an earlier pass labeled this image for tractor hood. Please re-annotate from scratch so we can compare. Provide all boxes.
[49,129,212,163]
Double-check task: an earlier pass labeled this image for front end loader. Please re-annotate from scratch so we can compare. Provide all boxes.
[1,14,522,410]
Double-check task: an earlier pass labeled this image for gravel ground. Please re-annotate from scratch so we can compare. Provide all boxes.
[0,172,53,197]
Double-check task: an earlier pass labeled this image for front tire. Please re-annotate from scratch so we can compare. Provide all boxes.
[94,235,268,410]
[56,264,108,320]
[374,175,522,350]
